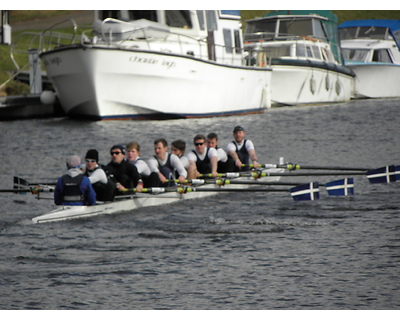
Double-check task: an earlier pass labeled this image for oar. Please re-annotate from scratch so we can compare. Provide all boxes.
[366,165,400,184]
[0,186,55,194]
[243,164,400,184]
[165,178,303,187]
[121,178,355,201]
[14,176,56,188]
[121,186,290,194]
[0,188,33,193]
[199,171,366,178]
[242,163,370,171]
[167,177,355,195]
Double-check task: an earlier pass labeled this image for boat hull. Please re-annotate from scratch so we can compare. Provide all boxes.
[346,64,400,99]
[32,170,284,223]
[40,46,271,120]
[270,61,354,106]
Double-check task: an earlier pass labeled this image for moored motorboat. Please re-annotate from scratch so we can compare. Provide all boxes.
[30,10,272,120]
[243,10,355,106]
[339,19,400,99]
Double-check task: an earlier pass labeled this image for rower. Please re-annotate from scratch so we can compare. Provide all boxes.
[105,144,141,194]
[83,149,116,201]
[147,138,187,186]
[207,132,234,173]
[226,126,259,172]
[187,134,219,178]
[126,141,160,188]
[54,155,96,206]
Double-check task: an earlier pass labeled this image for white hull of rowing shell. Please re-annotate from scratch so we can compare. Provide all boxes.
[270,65,354,106]
[31,170,283,224]
[41,47,271,120]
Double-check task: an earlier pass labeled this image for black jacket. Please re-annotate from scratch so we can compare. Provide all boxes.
[105,160,140,189]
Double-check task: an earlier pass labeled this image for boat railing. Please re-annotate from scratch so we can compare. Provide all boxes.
[92,21,244,66]
[244,32,325,43]
[10,18,245,69]
[10,19,83,71]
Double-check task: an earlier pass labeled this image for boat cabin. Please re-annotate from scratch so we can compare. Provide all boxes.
[339,20,400,65]
[244,14,338,66]
[93,10,246,65]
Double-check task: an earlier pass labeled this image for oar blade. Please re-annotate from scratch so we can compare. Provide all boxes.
[14,176,29,189]
[367,166,398,184]
[325,178,354,196]
[13,176,30,194]
[290,182,319,201]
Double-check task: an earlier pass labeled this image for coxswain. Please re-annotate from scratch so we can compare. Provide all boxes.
[54,155,96,206]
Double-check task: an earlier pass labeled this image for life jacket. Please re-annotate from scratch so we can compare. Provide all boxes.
[192,148,211,174]
[61,174,85,203]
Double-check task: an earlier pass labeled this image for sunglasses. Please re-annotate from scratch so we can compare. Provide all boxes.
[85,159,96,163]
[110,151,121,155]
[195,142,204,146]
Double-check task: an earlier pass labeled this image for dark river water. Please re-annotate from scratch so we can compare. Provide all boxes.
[0,98,399,310]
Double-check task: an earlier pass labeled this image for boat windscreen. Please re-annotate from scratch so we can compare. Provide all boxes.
[166,10,192,28]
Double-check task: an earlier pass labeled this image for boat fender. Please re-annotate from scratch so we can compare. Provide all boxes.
[40,91,56,105]
[310,76,317,95]
[325,74,331,91]
[335,80,341,95]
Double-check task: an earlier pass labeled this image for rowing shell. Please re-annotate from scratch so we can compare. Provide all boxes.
[31,168,284,224]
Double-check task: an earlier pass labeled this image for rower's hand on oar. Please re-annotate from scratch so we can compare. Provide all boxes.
[116,182,126,191]
[235,159,242,168]
[136,180,144,192]
[159,173,167,184]
[177,175,186,184]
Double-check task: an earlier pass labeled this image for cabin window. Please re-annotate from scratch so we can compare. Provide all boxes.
[245,20,276,38]
[197,10,205,30]
[306,45,313,58]
[127,10,158,22]
[206,10,218,31]
[280,19,312,37]
[265,45,291,58]
[340,26,390,40]
[312,45,322,59]
[342,48,369,62]
[101,11,121,20]
[372,49,393,63]
[296,43,307,57]
[358,26,388,40]
[223,29,233,53]
[312,19,326,40]
[166,10,192,28]
[234,30,241,53]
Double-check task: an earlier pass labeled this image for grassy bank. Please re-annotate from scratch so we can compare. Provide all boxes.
[1,10,400,96]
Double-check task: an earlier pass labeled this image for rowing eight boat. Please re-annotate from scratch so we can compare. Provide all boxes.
[31,168,285,224]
